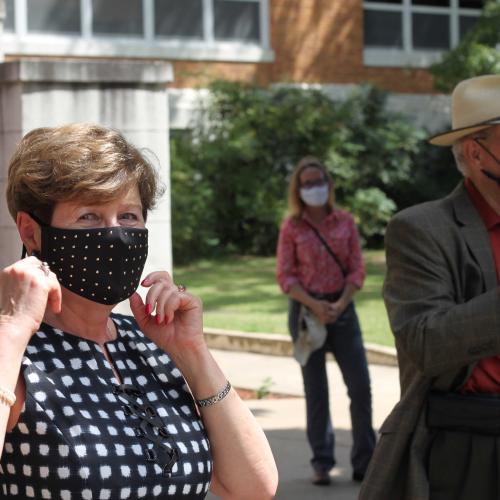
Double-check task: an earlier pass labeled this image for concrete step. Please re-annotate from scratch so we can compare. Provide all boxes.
[204,327,397,366]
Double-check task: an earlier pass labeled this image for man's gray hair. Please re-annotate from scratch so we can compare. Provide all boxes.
[452,127,494,176]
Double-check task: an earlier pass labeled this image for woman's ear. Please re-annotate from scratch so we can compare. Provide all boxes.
[17,212,41,256]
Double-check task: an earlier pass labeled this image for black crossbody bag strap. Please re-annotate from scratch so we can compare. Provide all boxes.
[303,220,347,278]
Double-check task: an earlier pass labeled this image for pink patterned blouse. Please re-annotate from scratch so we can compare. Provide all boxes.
[276,209,365,295]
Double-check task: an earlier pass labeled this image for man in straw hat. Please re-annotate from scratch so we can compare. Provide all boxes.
[359,74,500,500]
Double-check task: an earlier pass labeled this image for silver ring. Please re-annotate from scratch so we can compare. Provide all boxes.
[177,284,186,293]
[39,262,50,277]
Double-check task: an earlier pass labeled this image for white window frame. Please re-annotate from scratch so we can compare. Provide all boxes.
[2,0,274,62]
[363,0,482,67]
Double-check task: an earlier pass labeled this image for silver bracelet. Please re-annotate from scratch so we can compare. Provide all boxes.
[196,380,232,408]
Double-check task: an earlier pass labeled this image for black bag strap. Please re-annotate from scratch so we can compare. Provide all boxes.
[303,219,347,277]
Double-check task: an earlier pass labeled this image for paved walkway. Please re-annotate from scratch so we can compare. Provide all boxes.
[206,349,400,500]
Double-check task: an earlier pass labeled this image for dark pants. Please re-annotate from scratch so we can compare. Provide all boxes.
[300,302,376,474]
[429,430,500,500]
[427,392,500,500]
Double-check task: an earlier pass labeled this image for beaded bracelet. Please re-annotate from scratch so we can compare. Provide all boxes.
[196,381,232,408]
[0,385,16,407]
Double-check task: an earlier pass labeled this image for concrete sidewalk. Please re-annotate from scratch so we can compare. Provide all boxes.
[206,349,400,500]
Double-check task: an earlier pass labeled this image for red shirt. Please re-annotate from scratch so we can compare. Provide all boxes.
[276,209,365,295]
[462,178,500,393]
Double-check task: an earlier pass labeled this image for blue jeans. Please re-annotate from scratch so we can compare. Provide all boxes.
[300,302,376,474]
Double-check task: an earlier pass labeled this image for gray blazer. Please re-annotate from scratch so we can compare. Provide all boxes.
[359,182,500,500]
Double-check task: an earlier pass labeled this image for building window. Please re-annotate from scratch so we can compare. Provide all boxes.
[154,0,204,39]
[92,0,144,37]
[5,0,267,43]
[214,0,261,42]
[412,12,450,49]
[364,10,403,48]
[2,0,272,62]
[4,0,15,32]
[363,0,483,66]
[459,12,479,37]
[27,0,80,34]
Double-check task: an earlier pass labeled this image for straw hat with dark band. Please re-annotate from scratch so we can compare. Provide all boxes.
[429,74,500,147]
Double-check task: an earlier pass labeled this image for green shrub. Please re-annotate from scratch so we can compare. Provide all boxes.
[170,131,220,262]
[324,85,428,245]
[170,81,458,263]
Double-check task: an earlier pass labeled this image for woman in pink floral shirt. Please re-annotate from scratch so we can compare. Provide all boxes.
[276,156,375,486]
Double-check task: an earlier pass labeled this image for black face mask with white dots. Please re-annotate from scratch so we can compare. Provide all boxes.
[28,213,148,305]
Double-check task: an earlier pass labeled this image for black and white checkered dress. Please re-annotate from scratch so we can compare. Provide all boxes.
[0,314,212,499]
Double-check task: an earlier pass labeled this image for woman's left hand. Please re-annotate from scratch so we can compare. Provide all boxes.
[129,271,205,356]
[329,298,348,323]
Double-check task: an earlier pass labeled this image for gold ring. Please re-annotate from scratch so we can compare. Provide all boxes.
[177,284,186,293]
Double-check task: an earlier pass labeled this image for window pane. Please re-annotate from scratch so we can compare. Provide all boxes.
[364,0,402,4]
[460,15,479,38]
[459,0,484,8]
[4,0,15,32]
[155,0,202,38]
[27,0,80,34]
[364,10,403,48]
[92,0,143,35]
[214,0,260,42]
[412,13,449,49]
[412,0,449,6]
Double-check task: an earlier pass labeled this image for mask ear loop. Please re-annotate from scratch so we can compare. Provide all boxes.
[474,138,500,165]
[473,138,500,186]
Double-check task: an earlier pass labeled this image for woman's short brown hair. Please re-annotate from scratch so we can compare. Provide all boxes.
[6,123,163,223]
[287,156,335,219]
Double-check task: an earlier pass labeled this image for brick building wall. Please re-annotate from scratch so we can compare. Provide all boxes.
[170,0,435,93]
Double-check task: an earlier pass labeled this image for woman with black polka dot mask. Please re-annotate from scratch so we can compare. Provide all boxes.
[0,124,278,499]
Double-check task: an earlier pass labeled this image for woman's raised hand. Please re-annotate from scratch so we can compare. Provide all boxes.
[129,271,205,357]
[0,257,62,342]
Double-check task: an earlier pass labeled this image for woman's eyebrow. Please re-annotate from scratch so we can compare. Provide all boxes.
[119,204,143,210]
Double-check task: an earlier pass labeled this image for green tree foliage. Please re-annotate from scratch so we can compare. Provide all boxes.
[170,133,219,262]
[430,0,500,92]
[171,81,457,263]
[325,85,427,244]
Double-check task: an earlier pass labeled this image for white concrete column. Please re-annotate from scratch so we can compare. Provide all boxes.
[0,59,174,312]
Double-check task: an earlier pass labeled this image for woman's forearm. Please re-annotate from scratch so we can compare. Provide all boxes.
[287,283,317,309]
[339,282,359,307]
[169,344,279,499]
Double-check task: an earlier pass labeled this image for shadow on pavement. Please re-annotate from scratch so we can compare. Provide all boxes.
[268,428,361,500]
[207,427,361,500]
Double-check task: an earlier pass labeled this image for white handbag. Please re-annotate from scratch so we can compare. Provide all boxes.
[293,305,327,367]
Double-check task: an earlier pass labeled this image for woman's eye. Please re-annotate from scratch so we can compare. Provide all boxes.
[78,213,98,221]
[120,213,138,220]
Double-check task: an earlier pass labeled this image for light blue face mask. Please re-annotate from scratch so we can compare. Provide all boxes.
[299,185,329,207]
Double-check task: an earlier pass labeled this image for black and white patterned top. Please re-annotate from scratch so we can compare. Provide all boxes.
[0,314,212,499]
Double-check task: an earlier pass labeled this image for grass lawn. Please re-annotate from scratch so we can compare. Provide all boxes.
[173,250,394,347]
